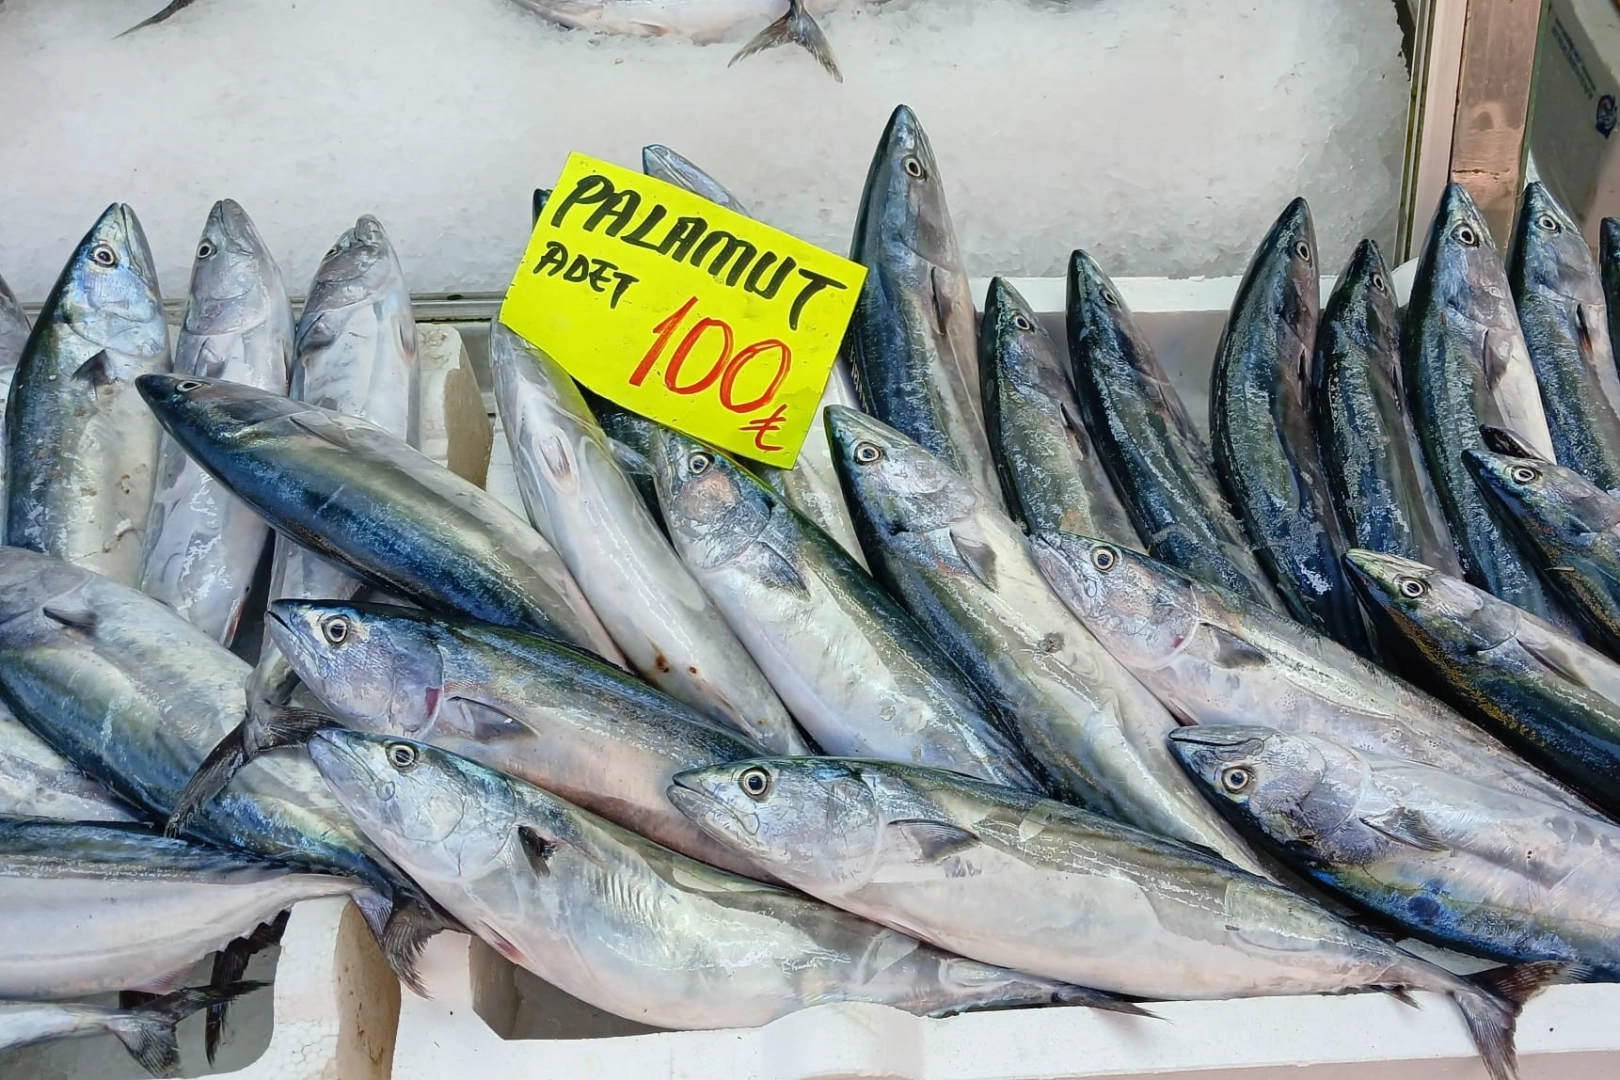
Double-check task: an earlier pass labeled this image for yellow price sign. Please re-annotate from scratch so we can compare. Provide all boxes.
[499,152,867,466]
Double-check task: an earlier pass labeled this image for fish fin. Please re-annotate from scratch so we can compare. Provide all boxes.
[883,819,981,863]
[930,265,955,337]
[115,0,200,37]
[1386,986,1420,1008]
[1480,330,1516,397]
[607,436,652,478]
[381,891,457,997]
[1200,624,1270,668]
[106,982,266,1078]
[42,603,98,633]
[288,411,354,448]
[449,698,531,741]
[164,721,253,837]
[71,350,115,394]
[728,0,842,82]
[1050,985,1160,1018]
[1516,633,1590,688]
[205,912,287,1064]
[1479,424,1550,462]
[517,825,557,877]
[949,530,999,589]
[1452,961,1576,1080]
[1359,807,1448,851]
[538,433,574,483]
[755,544,811,597]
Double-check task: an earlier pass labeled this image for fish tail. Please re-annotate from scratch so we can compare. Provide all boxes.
[105,982,266,1078]
[165,708,336,836]
[1453,961,1578,1080]
[115,0,201,39]
[381,888,462,997]
[729,1,844,83]
[1052,984,1160,1018]
[206,911,290,1063]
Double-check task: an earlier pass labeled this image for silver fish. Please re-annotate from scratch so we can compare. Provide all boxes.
[138,200,293,644]
[0,818,354,999]
[0,983,264,1079]
[0,271,31,535]
[5,204,169,585]
[640,144,867,567]
[1170,724,1620,977]
[1030,532,1587,811]
[669,757,1547,1080]
[491,324,805,752]
[846,106,1002,509]
[649,424,1044,788]
[310,728,1136,1029]
[267,596,775,880]
[824,405,1261,871]
[0,703,135,822]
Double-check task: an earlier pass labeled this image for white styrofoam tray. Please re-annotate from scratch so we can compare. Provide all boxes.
[392,269,1620,1079]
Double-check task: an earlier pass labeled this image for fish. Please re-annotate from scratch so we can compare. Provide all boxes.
[491,325,806,753]
[0,702,136,822]
[1404,183,1564,620]
[5,203,169,586]
[1313,239,1460,575]
[1509,183,1620,495]
[0,271,31,535]
[510,1,850,78]
[0,817,355,999]
[1170,723,1620,977]
[1345,547,1620,820]
[1030,532,1588,811]
[845,106,1003,509]
[1210,198,1368,654]
[138,200,294,644]
[1601,217,1620,378]
[1466,441,1620,656]
[0,983,264,1079]
[136,375,619,661]
[979,276,1139,547]
[1065,250,1281,608]
[641,143,868,567]
[0,547,446,987]
[668,756,1555,1080]
[824,405,1261,870]
[309,728,1139,1029]
[648,423,1044,789]
[266,598,777,879]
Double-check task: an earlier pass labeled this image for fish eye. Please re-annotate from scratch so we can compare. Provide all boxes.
[1221,766,1253,794]
[854,441,883,465]
[321,615,350,645]
[1293,240,1312,263]
[1101,287,1119,307]
[903,156,927,180]
[1399,577,1427,599]
[1090,545,1119,572]
[1370,272,1387,293]
[1012,313,1034,332]
[196,241,216,259]
[90,244,118,268]
[386,742,418,770]
[687,452,713,476]
[739,766,772,800]
[1536,213,1560,233]
[1511,465,1539,484]
[175,379,203,392]
[1453,224,1479,247]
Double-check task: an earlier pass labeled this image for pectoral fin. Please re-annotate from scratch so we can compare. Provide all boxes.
[1360,807,1447,851]
[883,819,981,864]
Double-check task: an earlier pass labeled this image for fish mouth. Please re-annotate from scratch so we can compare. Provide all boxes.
[307,730,383,798]
[667,775,759,841]
[1166,726,1263,749]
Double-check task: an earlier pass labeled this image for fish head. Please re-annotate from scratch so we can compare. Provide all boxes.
[1343,549,1515,657]
[55,203,166,360]
[851,105,957,269]
[981,277,1066,402]
[1168,724,1361,850]
[182,199,286,339]
[640,145,750,216]
[1325,239,1399,345]
[136,373,296,447]
[669,758,883,891]
[268,600,445,737]
[309,729,516,880]
[1065,249,1150,370]
[1418,183,1515,328]
[826,404,977,543]
[1510,183,1599,305]
[298,215,400,331]
[648,425,772,570]
[1249,198,1319,368]
[1465,447,1620,548]
[1030,532,1200,671]
[488,323,593,437]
